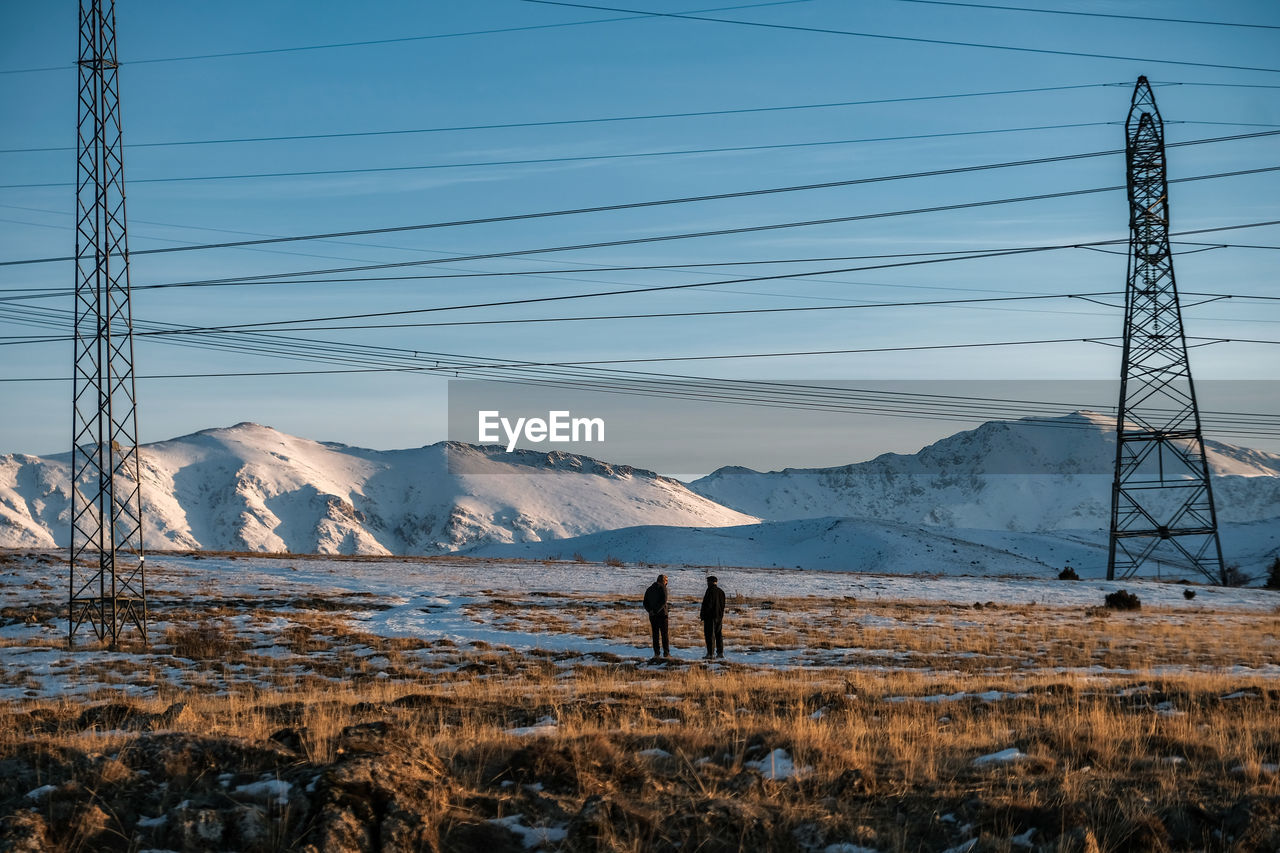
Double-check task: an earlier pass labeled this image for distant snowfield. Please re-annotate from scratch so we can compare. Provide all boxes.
[467,515,1280,579]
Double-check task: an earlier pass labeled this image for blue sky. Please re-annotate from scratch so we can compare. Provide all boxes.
[0,1,1277,469]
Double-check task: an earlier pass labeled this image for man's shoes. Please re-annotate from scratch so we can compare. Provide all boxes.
[716,652,725,659]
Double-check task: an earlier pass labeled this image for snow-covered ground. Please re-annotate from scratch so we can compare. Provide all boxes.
[467,515,1280,578]
[4,551,1280,702]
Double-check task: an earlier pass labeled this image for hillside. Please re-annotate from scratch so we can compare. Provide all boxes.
[4,413,1277,563]
[467,515,1280,578]
[0,423,757,554]
[690,411,1280,530]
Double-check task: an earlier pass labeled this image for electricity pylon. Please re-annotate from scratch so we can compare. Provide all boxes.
[69,0,147,645]
[1107,76,1225,584]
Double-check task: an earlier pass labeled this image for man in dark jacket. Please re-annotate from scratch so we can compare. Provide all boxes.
[700,575,726,659]
[643,574,670,659]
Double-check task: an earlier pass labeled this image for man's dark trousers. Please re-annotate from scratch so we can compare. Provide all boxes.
[703,618,723,657]
[650,614,669,656]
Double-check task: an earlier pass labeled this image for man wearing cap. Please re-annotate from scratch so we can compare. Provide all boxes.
[700,575,726,660]
[643,573,671,659]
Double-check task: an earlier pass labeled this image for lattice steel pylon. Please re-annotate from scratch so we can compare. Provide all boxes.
[1107,76,1225,584]
[69,0,147,646]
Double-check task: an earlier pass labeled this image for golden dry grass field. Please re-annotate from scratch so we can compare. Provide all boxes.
[3,549,1280,852]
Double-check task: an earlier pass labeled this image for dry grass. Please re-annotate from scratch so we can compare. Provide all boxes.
[4,548,1280,850]
[3,636,1280,850]
[471,593,1280,674]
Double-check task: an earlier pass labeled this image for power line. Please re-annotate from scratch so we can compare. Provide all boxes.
[0,246,1029,297]
[0,336,1117,367]
[5,298,1278,437]
[521,0,1280,75]
[0,82,1124,154]
[1180,121,1280,130]
[1180,242,1280,252]
[1155,80,1280,90]
[3,133,1276,268]
[3,233,1270,299]
[4,332,1280,437]
[0,291,1120,339]
[71,170,1280,287]
[0,121,1123,187]
[0,0,812,76]
[88,252,1125,332]
[0,301,1258,413]
[885,0,1280,31]
[5,283,1272,339]
[2,120,1215,191]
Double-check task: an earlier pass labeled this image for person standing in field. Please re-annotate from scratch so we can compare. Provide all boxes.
[643,573,670,659]
[700,575,726,660]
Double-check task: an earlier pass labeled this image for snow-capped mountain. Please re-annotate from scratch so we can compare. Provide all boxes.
[0,423,757,554]
[689,411,1280,530]
[3,413,1276,561]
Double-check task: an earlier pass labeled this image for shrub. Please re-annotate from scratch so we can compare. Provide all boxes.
[1105,589,1141,611]
[603,555,624,567]
[573,552,587,563]
[1266,556,1280,591]
[1221,564,1250,587]
[163,619,235,659]
[1183,588,1196,600]
[1058,566,1080,581]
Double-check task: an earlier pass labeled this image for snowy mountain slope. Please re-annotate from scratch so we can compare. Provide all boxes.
[465,515,1280,579]
[466,516,1105,577]
[690,411,1280,530]
[0,423,757,554]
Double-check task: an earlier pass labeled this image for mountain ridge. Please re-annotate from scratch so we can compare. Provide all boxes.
[3,412,1277,557]
[0,422,756,554]
[689,411,1280,530]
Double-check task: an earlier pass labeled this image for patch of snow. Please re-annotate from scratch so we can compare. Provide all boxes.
[232,778,292,806]
[887,690,1026,704]
[488,814,569,849]
[638,748,673,759]
[505,716,558,737]
[973,748,1027,766]
[25,784,56,801]
[1231,762,1280,775]
[746,748,812,780]
[1011,827,1037,848]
